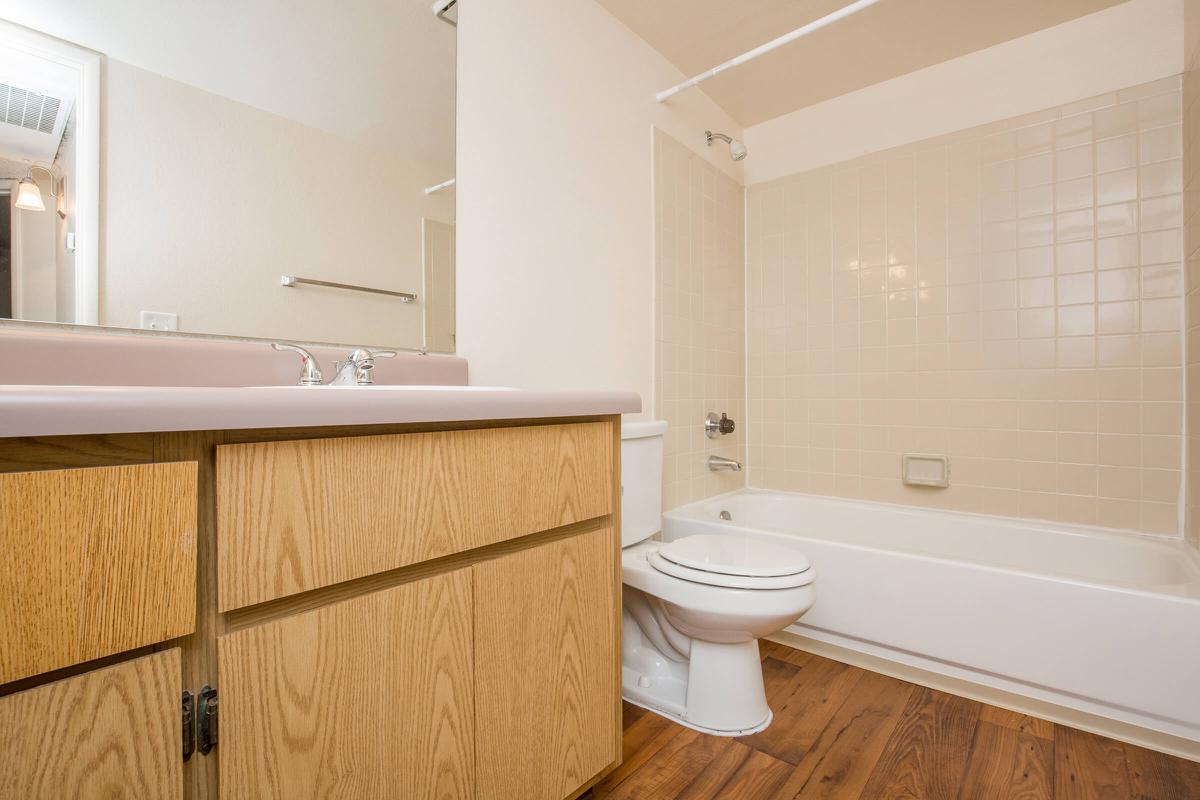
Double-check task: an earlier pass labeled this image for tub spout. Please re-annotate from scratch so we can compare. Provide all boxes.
[708,455,742,472]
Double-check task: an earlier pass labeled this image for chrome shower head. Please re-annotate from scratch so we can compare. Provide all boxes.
[706,130,747,162]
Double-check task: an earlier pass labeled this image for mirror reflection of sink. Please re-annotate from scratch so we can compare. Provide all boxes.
[248,385,517,391]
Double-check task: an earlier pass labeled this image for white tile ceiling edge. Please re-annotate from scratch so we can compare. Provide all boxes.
[742,0,1183,186]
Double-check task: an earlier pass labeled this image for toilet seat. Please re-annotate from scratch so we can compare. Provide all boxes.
[659,534,811,576]
[648,534,813,590]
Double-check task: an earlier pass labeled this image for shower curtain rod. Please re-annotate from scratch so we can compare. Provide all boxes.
[655,0,882,103]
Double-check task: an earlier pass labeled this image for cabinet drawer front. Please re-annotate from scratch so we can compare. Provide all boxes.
[0,649,183,799]
[216,421,613,610]
[0,463,198,683]
[218,571,474,799]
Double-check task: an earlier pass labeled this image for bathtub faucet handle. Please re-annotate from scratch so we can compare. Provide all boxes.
[705,412,736,439]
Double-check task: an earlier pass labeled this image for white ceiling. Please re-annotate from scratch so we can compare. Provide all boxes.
[597,0,1127,127]
[0,0,456,171]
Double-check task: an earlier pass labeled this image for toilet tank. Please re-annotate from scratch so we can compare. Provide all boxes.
[620,420,668,547]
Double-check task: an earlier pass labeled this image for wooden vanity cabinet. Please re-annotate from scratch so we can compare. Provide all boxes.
[213,420,621,800]
[0,416,622,800]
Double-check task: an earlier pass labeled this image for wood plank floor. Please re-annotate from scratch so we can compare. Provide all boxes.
[587,641,1200,800]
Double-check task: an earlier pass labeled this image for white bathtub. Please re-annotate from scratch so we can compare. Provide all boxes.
[663,489,1200,746]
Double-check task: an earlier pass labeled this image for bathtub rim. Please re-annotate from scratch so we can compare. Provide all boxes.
[662,487,1200,601]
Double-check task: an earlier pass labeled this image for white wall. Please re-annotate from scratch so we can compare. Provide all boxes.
[456,0,743,411]
[744,0,1184,185]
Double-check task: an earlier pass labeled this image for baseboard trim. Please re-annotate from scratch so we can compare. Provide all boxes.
[767,630,1200,763]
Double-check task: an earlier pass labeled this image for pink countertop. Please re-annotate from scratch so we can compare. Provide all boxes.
[0,385,641,438]
[0,326,639,437]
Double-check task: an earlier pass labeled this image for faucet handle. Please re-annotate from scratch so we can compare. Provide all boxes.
[344,348,397,364]
[704,411,736,439]
[337,348,398,386]
[271,342,324,385]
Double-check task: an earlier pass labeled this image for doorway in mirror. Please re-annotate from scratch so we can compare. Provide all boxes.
[0,22,97,327]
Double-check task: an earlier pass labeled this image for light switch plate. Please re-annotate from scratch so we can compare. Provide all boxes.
[65,232,76,252]
[902,454,950,488]
[140,310,178,331]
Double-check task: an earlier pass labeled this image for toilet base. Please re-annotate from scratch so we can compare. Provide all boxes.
[621,631,776,737]
[622,689,773,737]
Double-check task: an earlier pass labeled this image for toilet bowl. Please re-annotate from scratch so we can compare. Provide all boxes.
[619,422,815,736]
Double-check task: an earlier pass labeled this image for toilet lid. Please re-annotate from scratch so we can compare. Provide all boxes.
[657,534,811,578]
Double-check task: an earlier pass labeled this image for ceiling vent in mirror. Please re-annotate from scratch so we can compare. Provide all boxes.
[0,84,62,135]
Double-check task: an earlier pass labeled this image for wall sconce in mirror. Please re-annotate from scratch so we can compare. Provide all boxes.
[14,164,64,218]
[14,177,43,211]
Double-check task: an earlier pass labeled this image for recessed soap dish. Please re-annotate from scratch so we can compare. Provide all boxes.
[902,454,950,488]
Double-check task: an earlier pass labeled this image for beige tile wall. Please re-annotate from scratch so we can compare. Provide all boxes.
[1186,31,1200,547]
[747,77,1185,534]
[654,129,746,510]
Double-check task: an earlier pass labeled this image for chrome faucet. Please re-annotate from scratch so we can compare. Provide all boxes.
[330,348,397,386]
[707,455,742,472]
[272,343,397,386]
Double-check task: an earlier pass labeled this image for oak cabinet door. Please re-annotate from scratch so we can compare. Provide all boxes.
[0,649,183,799]
[217,570,474,800]
[474,527,621,800]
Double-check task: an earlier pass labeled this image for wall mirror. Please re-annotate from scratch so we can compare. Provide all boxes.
[0,0,457,352]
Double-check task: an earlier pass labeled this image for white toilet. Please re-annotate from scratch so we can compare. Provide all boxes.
[620,421,816,736]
